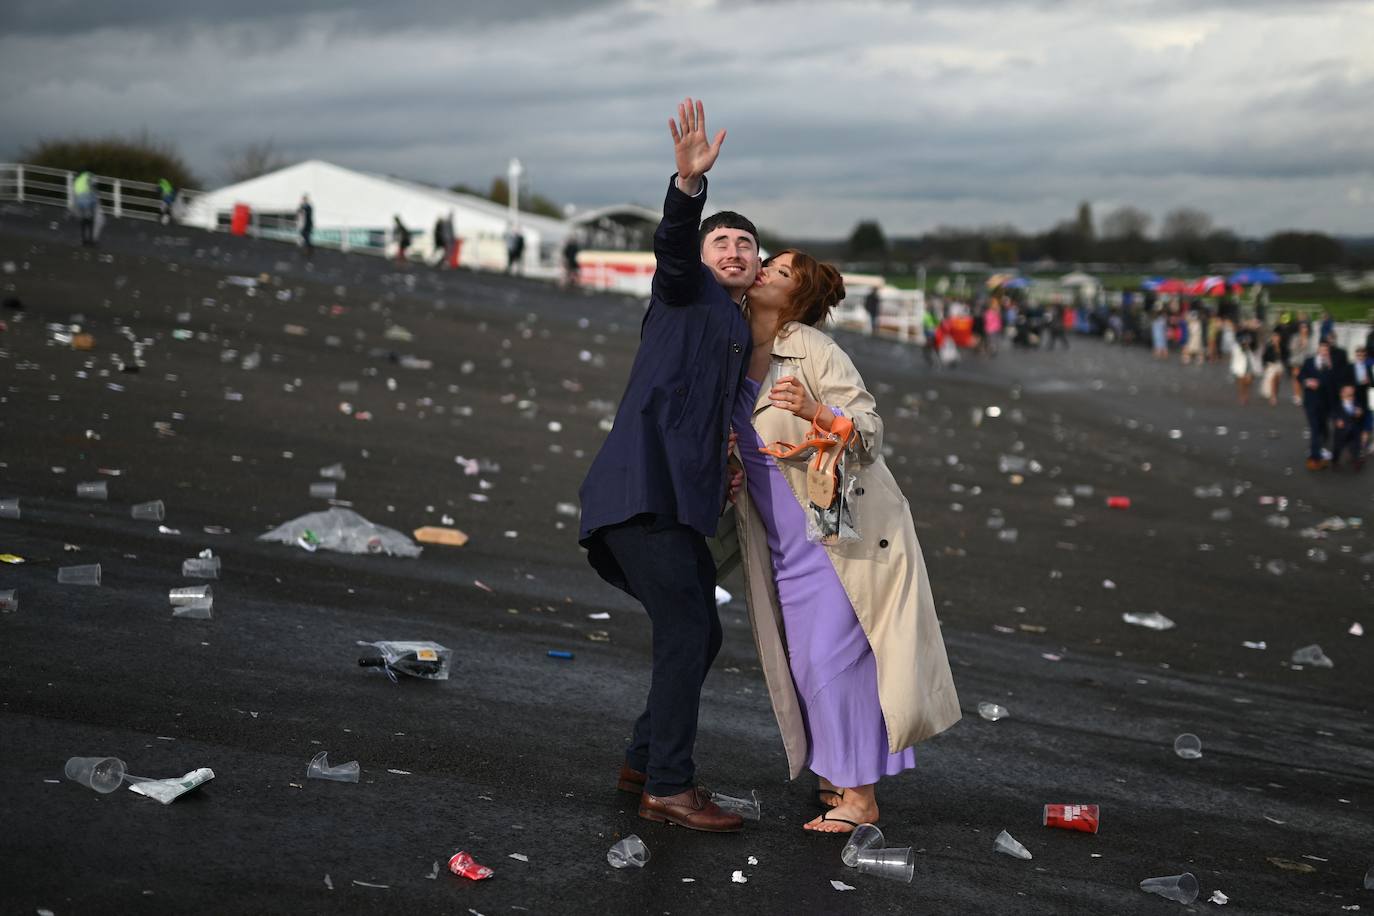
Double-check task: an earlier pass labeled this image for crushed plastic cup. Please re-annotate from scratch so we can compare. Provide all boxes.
[448,851,494,881]
[1122,611,1175,631]
[1365,864,1373,890]
[710,789,760,821]
[307,751,359,783]
[1139,872,1199,904]
[57,563,101,586]
[841,823,886,867]
[169,585,212,604]
[127,767,214,804]
[1043,804,1099,833]
[977,702,1009,722]
[64,756,127,793]
[1290,644,1333,668]
[993,830,1032,860]
[855,846,914,884]
[172,597,213,619]
[0,589,16,613]
[1053,494,1075,509]
[1173,734,1202,759]
[76,480,108,500]
[309,481,338,499]
[131,500,165,521]
[0,497,19,519]
[182,556,220,578]
[997,528,1019,543]
[607,834,650,869]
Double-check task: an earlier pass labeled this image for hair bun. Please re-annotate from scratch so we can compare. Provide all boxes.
[820,264,846,309]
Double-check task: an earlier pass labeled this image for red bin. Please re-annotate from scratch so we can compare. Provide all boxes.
[230,203,251,236]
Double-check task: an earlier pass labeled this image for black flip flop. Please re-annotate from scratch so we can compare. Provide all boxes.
[808,812,861,833]
[815,788,845,806]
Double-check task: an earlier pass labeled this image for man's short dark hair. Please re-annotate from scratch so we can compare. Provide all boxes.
[698,211,758,250]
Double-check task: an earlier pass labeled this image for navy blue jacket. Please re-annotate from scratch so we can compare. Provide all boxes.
[579,176,752,589]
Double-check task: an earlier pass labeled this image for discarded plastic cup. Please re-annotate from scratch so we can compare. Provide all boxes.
[841,823,885,867]
[1122,611,1175,631]
[1365,864,1373,890]
[607,834,650,869]
[1290,644,1333,668]
[977,702,1009,722]
[1106,496,1131,509]
[172,597,213,619]
[1053,494,1075,509]
[710,789,761,821]
[307,751,359,783]
[182,557,221,579]
[309,482,338,499]
[855,846,914,884]
[319,463,347,480]
[169,585,212,604]
[993,829,1032,860]
[57,563,101,586]
[448,851,494,881]
[1173,734,1202,759]
[76,481,108,500]
[131,500,165,521]
[0,589,15,613]
[0,497,19,519]
[997,528,1019,543]
[1139,872,1199,904]
[64,756,127,793]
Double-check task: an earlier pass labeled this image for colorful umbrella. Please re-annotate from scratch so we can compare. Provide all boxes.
[1229,268,1281,285]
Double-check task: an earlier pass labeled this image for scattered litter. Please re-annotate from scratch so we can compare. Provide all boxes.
[607,835,650,869]
[128,768,215,804]
[474,580,493,592]
[1242,641,1267,650]
[0,554,26,564]
[1266,857,1316,874]
[413,526,469,547]
[383,326,413,342]
[1102,579,1116,590]
[508,853,529,863]
[351,880,389,889]
[309,482,338,500]
[1106,496,1131,509]
[324,874,333,890]
[260,508,421,557]
[830,879,856,891]
[1139,872,1199,904]
[714,586,732,606]
[306,751,359,783]
[448,851,494,881]
[588,612,610,620]
[1043,804,1098,833]
[1290,645,1333,668]
[182,555,220,579]
[1173,734,1202,759]
[711,789,761,821]
[555,502,579,517]
[1349,623,1363,637]
[0,589,16,613]
[57,563,101,586]
[993,829,1032,860]
[1210,508,1233,522]
[357,641,452,681]
[425,861,440,879]
[387,769,412,776]
[1122,611,1175,631]
[977,702,1009,722]
[731,870,748,884]
[76,480,108,500]
[547,650,574,660]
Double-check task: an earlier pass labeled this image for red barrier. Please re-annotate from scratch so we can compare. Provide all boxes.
[230,203,250,236]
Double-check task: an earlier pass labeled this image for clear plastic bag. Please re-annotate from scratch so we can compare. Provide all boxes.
[258,508,421,557]
[805,449,861,545]
[356,640,452,681]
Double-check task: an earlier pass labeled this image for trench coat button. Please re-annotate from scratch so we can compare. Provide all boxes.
[731,342,742,353]
[879,538,889,548]
[675,386,685,395]
[855,487,865,495]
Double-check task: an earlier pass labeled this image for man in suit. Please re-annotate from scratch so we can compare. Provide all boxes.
[1331,383,1366,471]
[1298,340,1340,470]
[578,99,755,833]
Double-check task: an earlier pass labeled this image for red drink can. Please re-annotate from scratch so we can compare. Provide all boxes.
[448,851,495,881]
[1043,803,1099,833]
[1106,496,1131,509]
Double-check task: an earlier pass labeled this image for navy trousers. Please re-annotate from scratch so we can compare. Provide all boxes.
[599,514,723,796]
[1304,406,1328,460]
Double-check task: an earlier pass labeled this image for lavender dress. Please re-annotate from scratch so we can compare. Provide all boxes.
[734,377,916,787]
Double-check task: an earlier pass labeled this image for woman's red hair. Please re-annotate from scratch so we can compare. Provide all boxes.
[769,248,846,334]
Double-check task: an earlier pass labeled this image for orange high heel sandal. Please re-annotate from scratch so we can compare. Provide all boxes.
[807,414,855,506]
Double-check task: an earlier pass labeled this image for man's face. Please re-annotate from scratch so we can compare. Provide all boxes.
[701,228,760,298]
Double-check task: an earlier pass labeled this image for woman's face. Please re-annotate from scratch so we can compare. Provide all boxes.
[749,253,798,313]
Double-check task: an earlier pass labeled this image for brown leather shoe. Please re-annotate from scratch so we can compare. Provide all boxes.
[638,786,743,833]
[617,762,647,794]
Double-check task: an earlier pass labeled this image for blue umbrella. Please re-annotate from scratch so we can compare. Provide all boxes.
[1003,277,1030,289]
[1229,268,1281,285]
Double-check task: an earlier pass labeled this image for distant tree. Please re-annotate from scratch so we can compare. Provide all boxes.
[526,192,563,219]
[1076,201,1095,242]
[488,177,511,207]
[846,220,889,263]
[22,132,200,188]
[223,140,289,183]
[447,182,482,197]
[756,228,789,256]
[1161,207,1213,241]
[1101,205,1152,240]
[1264,231,1345,270]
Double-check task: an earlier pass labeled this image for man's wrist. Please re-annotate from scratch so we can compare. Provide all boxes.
[674,173,705,197]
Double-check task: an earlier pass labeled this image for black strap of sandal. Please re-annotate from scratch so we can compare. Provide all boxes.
[816,788,845,803]
[820,813,861,829]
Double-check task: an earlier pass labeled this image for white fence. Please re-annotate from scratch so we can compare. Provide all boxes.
[0,162,199,224]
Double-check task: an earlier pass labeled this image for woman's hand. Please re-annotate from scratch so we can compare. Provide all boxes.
[769,375,829,428]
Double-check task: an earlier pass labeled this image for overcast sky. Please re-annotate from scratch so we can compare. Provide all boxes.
[4,0,1372,238]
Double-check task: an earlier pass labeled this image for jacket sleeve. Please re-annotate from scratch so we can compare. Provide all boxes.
[651,175,707,307]
[809,335,884,466]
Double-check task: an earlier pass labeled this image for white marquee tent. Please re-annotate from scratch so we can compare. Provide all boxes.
[182,160,569,272]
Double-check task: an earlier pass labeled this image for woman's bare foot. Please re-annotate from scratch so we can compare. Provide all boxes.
[816,776,843,808]
[803,784,879,833]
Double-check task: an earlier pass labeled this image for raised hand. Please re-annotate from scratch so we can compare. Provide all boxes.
[669,97,726,187]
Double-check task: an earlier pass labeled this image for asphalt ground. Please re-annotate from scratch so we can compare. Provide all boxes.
[0,204,1371,915]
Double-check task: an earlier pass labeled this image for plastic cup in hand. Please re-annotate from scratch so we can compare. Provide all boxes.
[64,756,127,793]
[57,563,101,586]
[0,589,16,613]
[855,847,914,884]
[1173,734,1202,759]
[76,481,108,500]
[131,500,165,521]
[182,557,220,579]
[710,789,761,821]
[606,834,650,869]
[307,751,359,783]
[841,823,885,867]
[309,482,337,499]
[0,497,19,519]
[978,702,1009,722]
[1139,872,1199,904]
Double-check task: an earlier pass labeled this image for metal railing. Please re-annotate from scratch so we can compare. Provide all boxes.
[0,162,201,224]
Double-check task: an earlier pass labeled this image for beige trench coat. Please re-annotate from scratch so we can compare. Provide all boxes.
[734,321,961,780]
